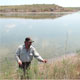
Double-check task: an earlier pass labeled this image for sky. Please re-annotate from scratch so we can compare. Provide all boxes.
[0,0,80,7]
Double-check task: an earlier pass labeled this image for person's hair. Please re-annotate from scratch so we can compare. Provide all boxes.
[25,37,30,42]
[24,37,34,43]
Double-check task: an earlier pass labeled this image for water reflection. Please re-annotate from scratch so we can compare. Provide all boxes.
[0,12,71,19]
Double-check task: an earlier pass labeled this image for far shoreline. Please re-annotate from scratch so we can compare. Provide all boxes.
[0,11,75,15]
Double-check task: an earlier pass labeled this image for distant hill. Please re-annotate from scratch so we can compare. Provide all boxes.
[0,4,80,13]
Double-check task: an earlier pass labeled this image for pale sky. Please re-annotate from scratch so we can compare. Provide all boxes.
[0,0,80,7]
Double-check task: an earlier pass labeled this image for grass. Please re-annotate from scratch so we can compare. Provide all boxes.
[0,53,80,79]
[0,57,15,79]
[0,4,79,13]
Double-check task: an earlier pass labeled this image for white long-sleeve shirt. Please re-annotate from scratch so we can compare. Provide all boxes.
[16,44,44,62]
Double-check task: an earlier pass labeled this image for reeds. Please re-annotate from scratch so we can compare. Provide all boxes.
[1,54,80,79]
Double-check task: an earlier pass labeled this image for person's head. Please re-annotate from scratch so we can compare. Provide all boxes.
[24,37,34,48]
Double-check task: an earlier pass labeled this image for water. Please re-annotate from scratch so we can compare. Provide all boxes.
[0,12,80,60]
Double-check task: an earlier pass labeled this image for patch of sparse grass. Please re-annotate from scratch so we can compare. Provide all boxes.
[0,57,15,79]
[1,54,80,79]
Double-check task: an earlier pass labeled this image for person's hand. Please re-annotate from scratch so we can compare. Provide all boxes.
[18,60,22,65]
[42,59,47,63]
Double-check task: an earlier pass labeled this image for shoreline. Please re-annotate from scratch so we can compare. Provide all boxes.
[47,53,77,64]
[0,11,74,15]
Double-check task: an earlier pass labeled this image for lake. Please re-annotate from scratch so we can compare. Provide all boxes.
[0,12,80,61]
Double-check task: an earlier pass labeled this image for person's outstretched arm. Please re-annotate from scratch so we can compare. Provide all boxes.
[32,47,47,63]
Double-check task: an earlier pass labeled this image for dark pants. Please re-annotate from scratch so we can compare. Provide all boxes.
[19,62,31,76]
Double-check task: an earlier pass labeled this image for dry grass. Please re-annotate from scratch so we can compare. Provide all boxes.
[0,4,79,13]
[1,53,80,79]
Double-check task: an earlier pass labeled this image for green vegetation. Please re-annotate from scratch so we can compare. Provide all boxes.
[0,4,80,13]
[1,54,80,79]
[66,7,80,11]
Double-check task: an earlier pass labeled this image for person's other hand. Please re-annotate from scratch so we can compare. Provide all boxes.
[42,59,47,63]
[18,60,22,65]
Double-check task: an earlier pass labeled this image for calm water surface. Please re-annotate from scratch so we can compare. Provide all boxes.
[0,12,80,60]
